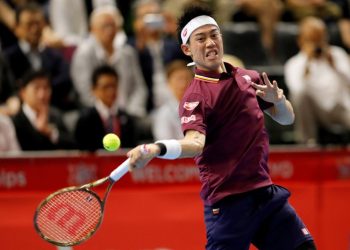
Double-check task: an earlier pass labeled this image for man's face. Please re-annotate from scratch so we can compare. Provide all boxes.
[20,77,51,112]
[92,14,118,46]
[181,25,224,72]
[93,74,118,108]
[16,10,45,47]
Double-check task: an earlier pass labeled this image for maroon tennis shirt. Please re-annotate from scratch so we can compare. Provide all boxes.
[179,62,274,205]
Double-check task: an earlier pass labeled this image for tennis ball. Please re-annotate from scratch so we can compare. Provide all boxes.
[103,133,121,151]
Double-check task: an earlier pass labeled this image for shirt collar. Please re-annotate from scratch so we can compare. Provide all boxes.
[91,34,122,63]
[95,99,117,121]
[194,62,234,83]
[18,40,44,54]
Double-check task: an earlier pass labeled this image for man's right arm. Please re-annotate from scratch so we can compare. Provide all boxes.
[127,129,205,170]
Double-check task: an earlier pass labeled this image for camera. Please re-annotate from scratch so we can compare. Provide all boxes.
[143,14,164,30]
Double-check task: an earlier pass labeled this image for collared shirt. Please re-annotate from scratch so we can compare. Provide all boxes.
[178,62,273,205]
[95,98,117,122]
[95,99,120,135]
[18,40,44,70]
[71,34,147,117]
[285,46,350,112]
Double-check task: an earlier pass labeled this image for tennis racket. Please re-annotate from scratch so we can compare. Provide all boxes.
[34,158,130,246]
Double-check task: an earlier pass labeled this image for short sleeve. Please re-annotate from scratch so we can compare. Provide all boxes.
[178,93,207,135]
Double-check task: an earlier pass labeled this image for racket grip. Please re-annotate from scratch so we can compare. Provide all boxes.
[109,158,130,182]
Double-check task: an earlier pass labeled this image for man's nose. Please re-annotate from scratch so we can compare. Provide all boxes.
[206,38,215,47]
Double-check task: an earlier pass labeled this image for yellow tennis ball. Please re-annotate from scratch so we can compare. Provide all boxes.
[103,133,121,151]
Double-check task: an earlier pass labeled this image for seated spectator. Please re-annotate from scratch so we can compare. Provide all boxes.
[11,70,76,150]
[71,5,147,117]
[152,60,192,140]
[74,65,137,151]
[285,17,350,144]
[129,0,189,112]
[0,114,20,152]
[3,2,76,111]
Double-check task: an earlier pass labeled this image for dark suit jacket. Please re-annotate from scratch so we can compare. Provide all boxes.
[12,107,77,151]
[3,43,75,110]
[74,107,138,151]
[0,52,15,103]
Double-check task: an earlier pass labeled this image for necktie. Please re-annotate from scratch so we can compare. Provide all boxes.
[105,114,114,133]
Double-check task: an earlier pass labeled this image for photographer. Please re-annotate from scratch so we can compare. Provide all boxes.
[285,16,350,144]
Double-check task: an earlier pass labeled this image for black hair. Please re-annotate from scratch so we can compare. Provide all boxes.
[15,2,44,25]
[177,5,213,44]
[91,65,119,88]
[20,69,50,89]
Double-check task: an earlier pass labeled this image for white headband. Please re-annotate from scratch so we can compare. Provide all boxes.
[181,15,219,44]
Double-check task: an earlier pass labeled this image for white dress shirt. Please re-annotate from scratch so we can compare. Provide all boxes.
[71,35,147,117]
[285,46,350,112]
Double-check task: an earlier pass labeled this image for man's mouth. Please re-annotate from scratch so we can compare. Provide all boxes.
[206,50,218,58]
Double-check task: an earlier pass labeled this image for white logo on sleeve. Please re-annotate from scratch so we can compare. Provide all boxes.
[183,101,199,111]
[181,115,196,124]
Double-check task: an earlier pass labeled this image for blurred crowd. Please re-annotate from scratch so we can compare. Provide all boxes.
[1,0,350,153]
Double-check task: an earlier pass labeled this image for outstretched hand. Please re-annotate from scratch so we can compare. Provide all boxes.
[250,72,285,104]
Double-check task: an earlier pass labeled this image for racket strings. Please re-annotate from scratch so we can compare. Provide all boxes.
[36,190,102,244]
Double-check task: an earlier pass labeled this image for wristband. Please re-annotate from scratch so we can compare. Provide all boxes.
[155,139,182,159]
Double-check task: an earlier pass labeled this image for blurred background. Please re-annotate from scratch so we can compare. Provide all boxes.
[1,0,350,249]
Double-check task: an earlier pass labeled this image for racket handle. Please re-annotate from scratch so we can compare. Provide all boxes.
[109,158,130,182]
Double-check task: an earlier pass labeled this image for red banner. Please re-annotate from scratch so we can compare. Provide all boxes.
[0,147,350,191]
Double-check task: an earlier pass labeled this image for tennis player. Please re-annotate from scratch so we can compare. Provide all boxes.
[127,5,316,250]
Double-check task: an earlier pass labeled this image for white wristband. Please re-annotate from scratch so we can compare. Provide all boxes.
[155,139,182,159]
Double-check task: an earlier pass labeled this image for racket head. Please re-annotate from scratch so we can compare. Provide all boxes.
[34,186,105,246]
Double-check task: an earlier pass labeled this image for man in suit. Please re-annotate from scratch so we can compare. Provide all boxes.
[12,70,76,151]
[74,65,138,151]
[3,2,76,111]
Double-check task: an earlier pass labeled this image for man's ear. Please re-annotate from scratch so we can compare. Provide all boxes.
[181,44,192,57]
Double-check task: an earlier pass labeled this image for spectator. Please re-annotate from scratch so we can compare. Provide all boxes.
[71,5,147,117]
[3,2,76,111]
[11,70,76,150]
[0,114,20,152]
[129,0,189,112]
[74,65,138,151]
[152,60,192,140]
[285,17,350,144]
